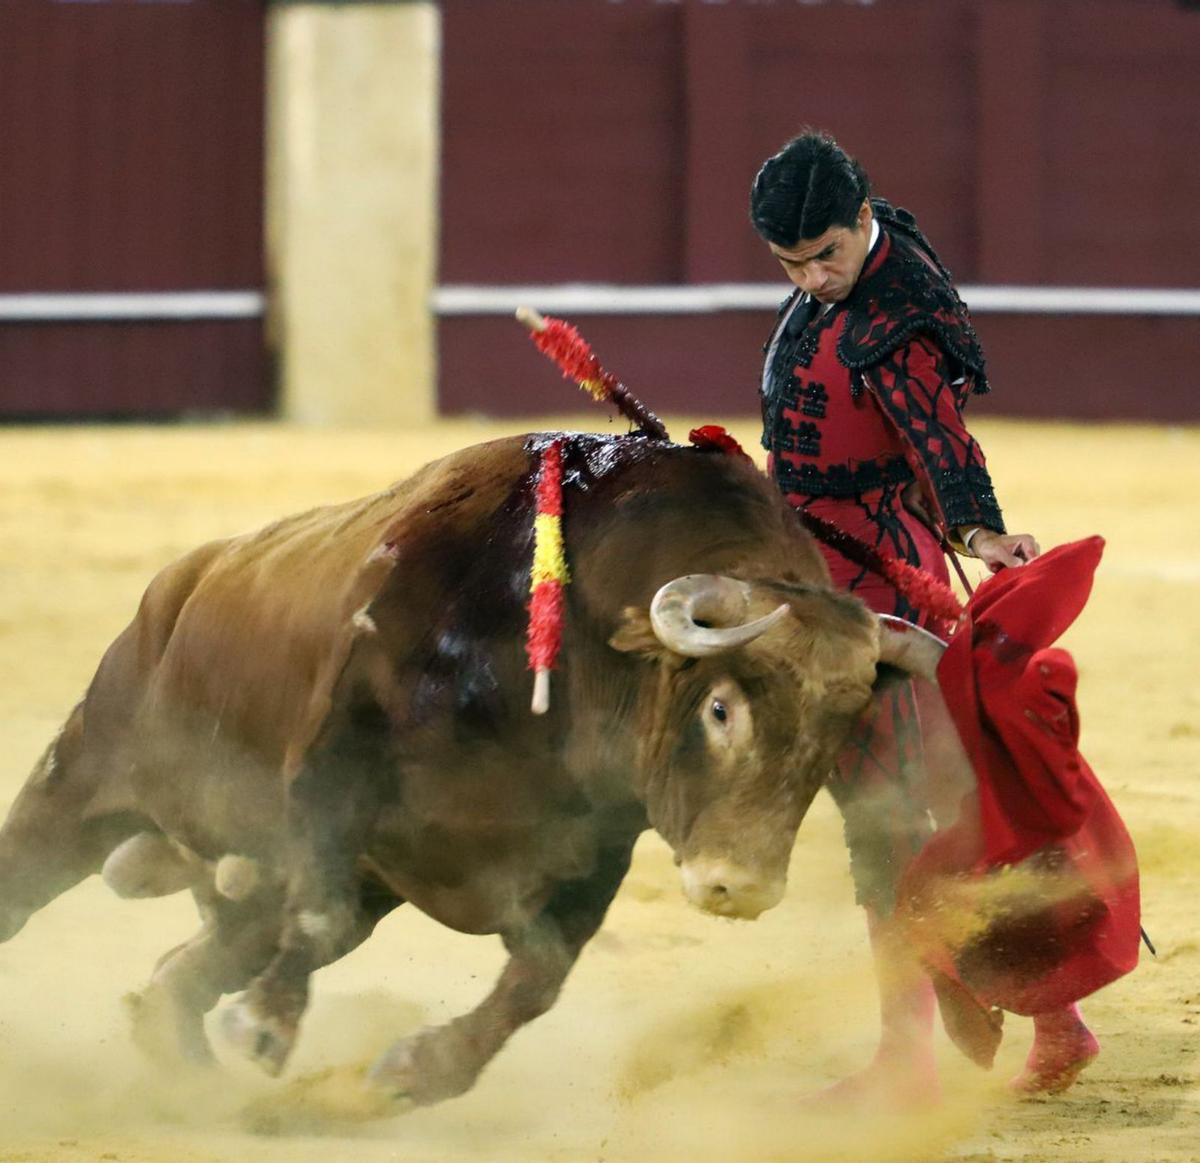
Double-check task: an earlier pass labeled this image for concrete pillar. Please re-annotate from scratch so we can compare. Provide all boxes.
[267,2,440,425]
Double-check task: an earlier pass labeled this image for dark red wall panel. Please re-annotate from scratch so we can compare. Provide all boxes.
[0,0,267,417]
[440,0,686,283]
[977,314,1200,422]
[439,313,1200,426]
[0,320,269,418]
[440,0,980,286]
[0,0,264,294]
[439,0,1200,422]
[736,1,980,283]
[1040,1,1200,286]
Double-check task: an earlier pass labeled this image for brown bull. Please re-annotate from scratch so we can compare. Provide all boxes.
[0,433,938,1108]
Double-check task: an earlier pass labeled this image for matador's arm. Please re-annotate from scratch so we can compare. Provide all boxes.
[862,335,1005,545]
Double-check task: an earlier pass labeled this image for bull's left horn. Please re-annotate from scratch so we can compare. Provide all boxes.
[650,575,789,657]
[877,614,947,681]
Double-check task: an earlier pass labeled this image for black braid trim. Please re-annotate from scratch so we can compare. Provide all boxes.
[774,455,914,499]
[839,200,990,395]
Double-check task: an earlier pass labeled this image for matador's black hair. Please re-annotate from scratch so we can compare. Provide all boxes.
[750,129,871,247]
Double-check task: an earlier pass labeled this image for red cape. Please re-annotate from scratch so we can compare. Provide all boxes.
[899,537,1141,1014]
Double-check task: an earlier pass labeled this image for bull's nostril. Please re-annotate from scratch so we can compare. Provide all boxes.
[711,884,729,897]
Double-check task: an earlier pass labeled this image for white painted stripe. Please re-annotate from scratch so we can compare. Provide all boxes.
[437,284,788,315]
[433,283,1200,317]
[965,286,1200,315]
[0,291,266,322]
[9,285,1196,322]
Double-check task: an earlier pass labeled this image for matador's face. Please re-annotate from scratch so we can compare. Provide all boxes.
[768,198,874,305]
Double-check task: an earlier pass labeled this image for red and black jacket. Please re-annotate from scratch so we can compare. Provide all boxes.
[762,199,1005,536]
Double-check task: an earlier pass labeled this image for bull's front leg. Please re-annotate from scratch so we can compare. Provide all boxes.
[222,716,395,1076]
[367,836,637,1108]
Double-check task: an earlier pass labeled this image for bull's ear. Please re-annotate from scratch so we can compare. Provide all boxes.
[609,607,661,655]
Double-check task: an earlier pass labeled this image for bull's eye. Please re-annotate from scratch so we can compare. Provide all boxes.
[711,700,728,723]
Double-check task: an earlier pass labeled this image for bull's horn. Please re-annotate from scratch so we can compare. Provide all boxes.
[650,575,790,657]
[877,614,948,681]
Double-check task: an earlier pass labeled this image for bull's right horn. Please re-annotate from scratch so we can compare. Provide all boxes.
[650,575,790,657]
[876,614,947,681]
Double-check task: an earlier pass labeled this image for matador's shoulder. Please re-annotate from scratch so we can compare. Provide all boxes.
[838,199,990,395]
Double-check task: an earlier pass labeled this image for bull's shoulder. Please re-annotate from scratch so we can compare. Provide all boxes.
[129,538,231,663]
[77,537,232,724]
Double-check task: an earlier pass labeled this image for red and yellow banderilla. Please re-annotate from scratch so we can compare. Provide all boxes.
[516,307,668,440]
[526,439,568,714]
[516,306,668,714]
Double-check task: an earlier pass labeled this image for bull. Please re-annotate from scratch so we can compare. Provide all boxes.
[0,433,940,1108]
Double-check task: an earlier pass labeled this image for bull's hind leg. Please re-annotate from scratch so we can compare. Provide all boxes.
[129,878,287,1068]
[0,708,141,944]
[367,837,637,1108]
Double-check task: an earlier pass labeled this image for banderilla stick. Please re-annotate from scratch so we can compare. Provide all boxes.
[516,307,669,441]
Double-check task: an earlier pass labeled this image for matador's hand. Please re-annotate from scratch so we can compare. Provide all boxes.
[972,530,1041,573]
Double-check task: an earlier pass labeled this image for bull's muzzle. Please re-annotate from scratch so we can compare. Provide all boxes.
[680,859,785,920]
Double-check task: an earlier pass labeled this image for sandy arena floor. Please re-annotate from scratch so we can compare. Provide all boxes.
[0,415,1196,1163]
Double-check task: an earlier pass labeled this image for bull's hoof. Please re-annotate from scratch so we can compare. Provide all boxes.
[367,1024,481,1107]
[220,999,298,1078]
[240,1065,410,1135]
[125,985,216,1069]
